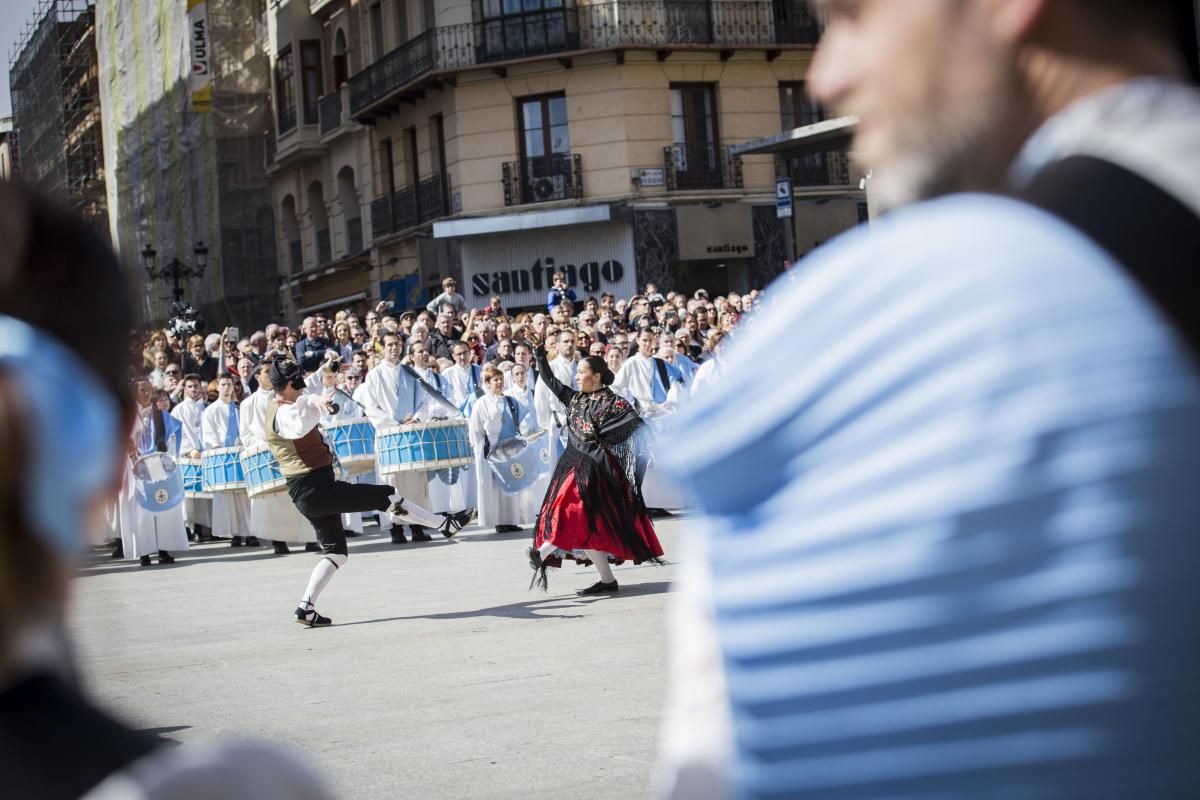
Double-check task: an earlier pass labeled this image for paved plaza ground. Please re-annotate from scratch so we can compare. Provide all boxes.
[70,517,685,799]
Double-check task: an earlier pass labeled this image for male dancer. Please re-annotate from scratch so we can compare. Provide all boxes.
[265,359,472,627]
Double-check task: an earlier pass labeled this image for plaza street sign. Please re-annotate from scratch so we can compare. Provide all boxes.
[776,177,793,218]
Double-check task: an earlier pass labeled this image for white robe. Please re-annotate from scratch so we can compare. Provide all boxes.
[121,410,189,558]
[171,397,211,528]
[202,398,252,538]
[469,393,525,528]
[358,360,433,524]
[240,388,317,544]
[533,356,576,461]
[416,367,468,514]
[504,384,549,521]
[611,355,686,509]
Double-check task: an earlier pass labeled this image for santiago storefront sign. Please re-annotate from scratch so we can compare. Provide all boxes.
[461,221,638,308]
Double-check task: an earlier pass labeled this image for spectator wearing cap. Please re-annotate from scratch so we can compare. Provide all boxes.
[426,276,467,317]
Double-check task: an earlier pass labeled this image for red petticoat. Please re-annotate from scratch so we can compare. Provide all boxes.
[534,470,663,565]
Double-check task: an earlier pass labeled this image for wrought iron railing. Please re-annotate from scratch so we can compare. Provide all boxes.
[417,174,449,223]
[264,130,277,166]
[787,147,851,187]
[289,239,302,274]
[663,143,742,190]
[278,105,297,135]
[390,186,418,231]
[318,92,342,136]
[346,216,364,254]
[370,197,392,239]
[349,1,822,115]
[502,153,583,206]
[316,228,332,265]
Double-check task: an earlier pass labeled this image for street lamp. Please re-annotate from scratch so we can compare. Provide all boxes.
[142,241,209,303]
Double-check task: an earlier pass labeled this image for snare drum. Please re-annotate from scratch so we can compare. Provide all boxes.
[487,430,553,494]
[376,419,472,476]
[178,456,210,499]
[323,419,376,476]
[240,442,288,498]
[201,446,245,492]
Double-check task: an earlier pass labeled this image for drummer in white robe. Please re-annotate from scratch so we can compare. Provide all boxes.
[202,374,256,547]
[241,361,320,553]
[120,383,189,566]
[611,327,687,511]
[318,364,375,536]
[503,362,549,523]
[440,343,483,510]
[470,364,534,533]
[170,374,213,539]
[533,329,578,461]
[358,332,450,544]
[408,341,462,519]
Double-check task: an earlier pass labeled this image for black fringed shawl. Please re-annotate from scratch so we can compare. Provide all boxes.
[534,347,661,564]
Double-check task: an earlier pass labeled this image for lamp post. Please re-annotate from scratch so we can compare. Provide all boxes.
[142,241,209,303]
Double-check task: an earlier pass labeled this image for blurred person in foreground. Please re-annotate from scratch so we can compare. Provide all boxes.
[656,1,1200,798]
[0,183,332,799]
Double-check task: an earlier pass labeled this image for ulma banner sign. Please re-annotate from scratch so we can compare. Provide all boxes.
[188,0,212,113]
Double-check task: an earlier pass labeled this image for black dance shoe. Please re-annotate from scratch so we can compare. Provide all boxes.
[273,541,290,555]
[305,542,322,552]
[410,527,433,543]
[294,605,332,627]
[157,551,175,565]
[246,536,262,547]
[578,580,619,595]
[139,555,152,567]
[495,524,523,533]
[230,536,244,548]
[439,507,476,538]
[390,527,409,544]
[527,547,549,592]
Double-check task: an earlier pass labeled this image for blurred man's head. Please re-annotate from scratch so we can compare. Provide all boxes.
[809,0,1186,209]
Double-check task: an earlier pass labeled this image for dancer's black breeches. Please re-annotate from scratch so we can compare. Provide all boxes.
[286,465,393,556]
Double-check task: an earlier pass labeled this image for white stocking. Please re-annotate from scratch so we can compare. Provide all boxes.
[538,541,557,560]
[389,493,446,529]
[300,553,347,607]
[585,550,615,583]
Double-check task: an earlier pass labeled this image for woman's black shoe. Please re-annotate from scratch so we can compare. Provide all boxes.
[139,555,152,567]
[157,551,175,565]
[578,580,619,595]
[527,547,549,592]
[439,507,476,538]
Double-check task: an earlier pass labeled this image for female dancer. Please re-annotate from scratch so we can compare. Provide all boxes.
[527,346,664,594]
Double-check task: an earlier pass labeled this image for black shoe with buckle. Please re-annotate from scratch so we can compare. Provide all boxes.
[578,580,619,596]
[410,526,433,543]
[294,605,331,627]
[439,507,476,538]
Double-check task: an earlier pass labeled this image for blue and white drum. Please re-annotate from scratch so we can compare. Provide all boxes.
[178,456,210,499]
[240,442,287,498]
[132,452,185,513]
[201,446,245,492]
[323,419,376,476]
[376,419,472,476]
[487,429,553,494]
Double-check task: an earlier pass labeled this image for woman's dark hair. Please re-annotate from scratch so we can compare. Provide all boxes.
[581,355,614,386]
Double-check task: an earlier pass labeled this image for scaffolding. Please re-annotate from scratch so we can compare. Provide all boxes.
[9,0,108,230]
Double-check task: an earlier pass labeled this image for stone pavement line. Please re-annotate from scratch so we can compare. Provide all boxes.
[71,518,685,799]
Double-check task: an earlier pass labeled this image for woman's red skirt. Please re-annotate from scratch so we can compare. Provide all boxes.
[534,470,663,565]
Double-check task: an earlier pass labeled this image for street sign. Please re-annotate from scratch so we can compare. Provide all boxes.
[776,177,793,218]
[639,167,665,187]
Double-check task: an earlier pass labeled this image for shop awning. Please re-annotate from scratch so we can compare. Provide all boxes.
[433,204,612,239]
[731,116,858,158]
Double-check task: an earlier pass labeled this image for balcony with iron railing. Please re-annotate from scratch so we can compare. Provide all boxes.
[318,91,342,136]
[278,105,298,135]
[787,147,851,187]
[346,216,364,254]
[289,239,303,275]
[349,0,822,119]
[664,143,743,190]
[370,174,451,240]
[502,153,583,206]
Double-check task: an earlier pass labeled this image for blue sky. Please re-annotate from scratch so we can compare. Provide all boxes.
[2,0,54,118]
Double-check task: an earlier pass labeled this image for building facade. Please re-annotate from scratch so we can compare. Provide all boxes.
[0,118,14,181]
[8,0,108,230]
[265,0,862,315]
